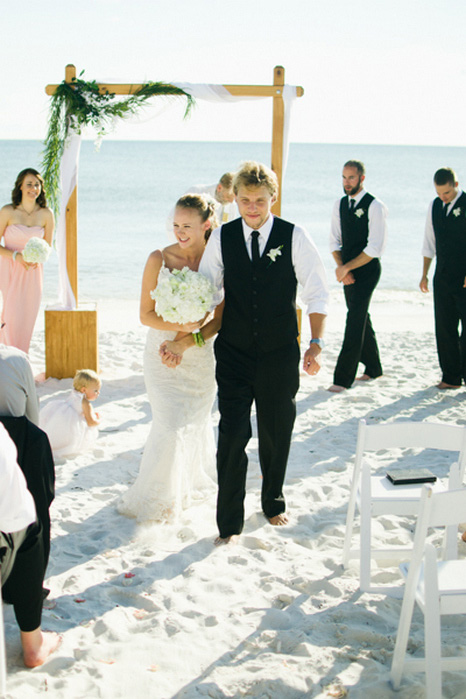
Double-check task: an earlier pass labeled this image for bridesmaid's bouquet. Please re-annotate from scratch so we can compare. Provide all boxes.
[151,266,215,324]
[22,237,51,264]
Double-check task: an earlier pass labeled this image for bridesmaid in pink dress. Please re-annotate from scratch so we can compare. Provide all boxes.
[0,168,54,353]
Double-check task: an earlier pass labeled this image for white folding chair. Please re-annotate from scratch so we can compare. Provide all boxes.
[342,420,466,594]
[390,485,466,698]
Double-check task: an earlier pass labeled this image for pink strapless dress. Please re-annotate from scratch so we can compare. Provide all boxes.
[0,224,45,353]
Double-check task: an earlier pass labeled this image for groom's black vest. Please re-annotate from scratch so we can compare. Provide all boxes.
[219,216,298,352]
[432,192,466,283]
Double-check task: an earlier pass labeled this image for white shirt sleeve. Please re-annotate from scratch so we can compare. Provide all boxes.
[0,424,36,533]
[292,225,329,316]
[422,201,436,258]
[329,199,342,253]
[198,226,225,307]
[364,198,388,258]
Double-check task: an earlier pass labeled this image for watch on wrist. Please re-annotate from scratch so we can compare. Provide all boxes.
[310,338,324,349]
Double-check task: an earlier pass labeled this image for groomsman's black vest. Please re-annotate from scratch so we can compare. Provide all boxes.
[432,192,466,282]
[219,216,298,352]
[340,192,375,264]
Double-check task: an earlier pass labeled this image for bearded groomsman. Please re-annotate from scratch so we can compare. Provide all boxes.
[328,160,388,393]
[200,161,329,544]
[420,167,466,388]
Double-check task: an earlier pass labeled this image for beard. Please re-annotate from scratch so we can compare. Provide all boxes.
[343,182,361,197]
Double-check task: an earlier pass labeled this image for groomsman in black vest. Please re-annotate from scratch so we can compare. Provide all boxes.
[420,167,466,388]
[199,161,328,544]
[328,160,387,393]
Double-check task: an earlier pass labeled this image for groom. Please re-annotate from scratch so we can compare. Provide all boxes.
[200,161,329,544]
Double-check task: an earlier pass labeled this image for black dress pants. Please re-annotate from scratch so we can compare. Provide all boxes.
[333,260,382,389]
[214,337,300,539]
[1,520,44,632]
[433,273,466,385]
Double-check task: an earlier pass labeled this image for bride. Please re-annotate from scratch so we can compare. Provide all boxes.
[118,194,223,523]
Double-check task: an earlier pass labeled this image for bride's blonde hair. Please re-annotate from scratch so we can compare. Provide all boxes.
[175,194,218,241]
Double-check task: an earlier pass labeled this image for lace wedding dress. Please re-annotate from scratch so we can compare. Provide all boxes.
[118,327,217,522]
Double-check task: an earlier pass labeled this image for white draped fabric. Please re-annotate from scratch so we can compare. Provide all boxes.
[51,132,81,310]
[53,83,299,309]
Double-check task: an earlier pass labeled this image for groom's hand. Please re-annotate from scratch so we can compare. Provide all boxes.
[302,344,322,376]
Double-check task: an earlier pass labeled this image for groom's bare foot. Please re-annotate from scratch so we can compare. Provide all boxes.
[328,384,346,393]
[355,374,373,382]
[437,381,461,389]
[214,535,239,546]
[267,513,288,526]
[21,629,62,668]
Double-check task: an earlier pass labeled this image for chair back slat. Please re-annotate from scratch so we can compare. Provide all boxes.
[360,420,466,453]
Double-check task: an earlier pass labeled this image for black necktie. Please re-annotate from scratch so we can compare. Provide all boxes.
[443,204,449,218]
[251,230,260,264]
[349,199,355,212]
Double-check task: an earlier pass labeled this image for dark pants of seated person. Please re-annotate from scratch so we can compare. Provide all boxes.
[1,520,44,632]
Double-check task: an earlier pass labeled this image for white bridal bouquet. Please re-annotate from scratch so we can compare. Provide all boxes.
[151,266,215,324]
[22,237,51,264]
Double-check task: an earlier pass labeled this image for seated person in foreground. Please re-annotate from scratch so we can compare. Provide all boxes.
[0,343,39,425]
[0,423,60,667]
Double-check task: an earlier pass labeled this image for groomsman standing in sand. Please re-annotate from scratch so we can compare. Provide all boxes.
[328,160,387,393]
[420,167,466,389]
[200,161,329,544]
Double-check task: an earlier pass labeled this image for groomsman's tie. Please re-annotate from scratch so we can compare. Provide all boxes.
[349,198,356,211]
[443,203,449,218]
[251,230,260,264]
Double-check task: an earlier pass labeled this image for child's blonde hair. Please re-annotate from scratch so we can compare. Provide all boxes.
[73,369,101,392]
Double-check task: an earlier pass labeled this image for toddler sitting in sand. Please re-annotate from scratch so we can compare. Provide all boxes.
[40,369,101,458]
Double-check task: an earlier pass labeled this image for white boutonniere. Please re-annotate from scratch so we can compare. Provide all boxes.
[453,207,461,217]
[267,245,283,266]
[355,208,365,218]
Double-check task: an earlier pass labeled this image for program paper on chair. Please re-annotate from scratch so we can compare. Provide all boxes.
[390,485,466,699]
[342,419,466,595]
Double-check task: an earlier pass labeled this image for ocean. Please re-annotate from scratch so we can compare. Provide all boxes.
[0,139,464,302]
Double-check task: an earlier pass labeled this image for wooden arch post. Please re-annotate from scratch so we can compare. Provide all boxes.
[45,64,98,379]
[44,65,303,377]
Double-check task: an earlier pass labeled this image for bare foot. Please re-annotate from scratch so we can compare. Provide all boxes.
[437,381,461,389]
[267,513,289,526]
[21,629,62,668]
[462,531,466,543]
[355,374,372,381]
[327,384,346,393]
[214,535,239,546]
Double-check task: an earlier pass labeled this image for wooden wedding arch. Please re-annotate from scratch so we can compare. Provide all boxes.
[44,64,304,377]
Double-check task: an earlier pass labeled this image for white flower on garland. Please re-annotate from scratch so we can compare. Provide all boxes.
[355,208,365,218]
[151,266,215,324]
[22,237,51,264]
[267,245,283,264]
[453,207,461,217]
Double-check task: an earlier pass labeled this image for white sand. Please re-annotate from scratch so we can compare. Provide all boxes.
[3,290,466,699]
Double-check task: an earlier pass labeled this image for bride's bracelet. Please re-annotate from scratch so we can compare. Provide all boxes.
[192,330,205,347]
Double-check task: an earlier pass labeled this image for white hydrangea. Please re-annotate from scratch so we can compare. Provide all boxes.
[22,237,51,264]
[151,266,215,324]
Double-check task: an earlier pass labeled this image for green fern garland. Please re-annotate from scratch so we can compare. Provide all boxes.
[41,72,195,215]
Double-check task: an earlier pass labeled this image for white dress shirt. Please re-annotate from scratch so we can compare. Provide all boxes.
[199,214,329,316]
[0,344,39,425]
[0,423,36,533]
[329,188,388,259]
[422,189,463,259]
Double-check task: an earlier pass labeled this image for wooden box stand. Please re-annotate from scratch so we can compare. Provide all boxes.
[45,304,98,378]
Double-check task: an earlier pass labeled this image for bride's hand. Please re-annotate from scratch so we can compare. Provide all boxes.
[159,341,182,368]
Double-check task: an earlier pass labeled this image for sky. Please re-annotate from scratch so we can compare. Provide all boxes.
[2,0,466,146]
